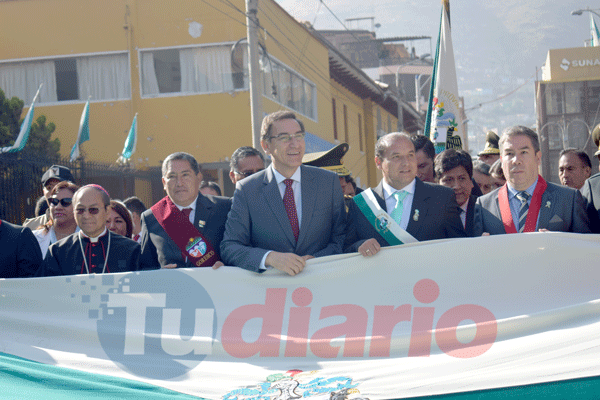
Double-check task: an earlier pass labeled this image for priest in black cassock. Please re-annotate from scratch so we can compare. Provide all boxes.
[38,185,141,277]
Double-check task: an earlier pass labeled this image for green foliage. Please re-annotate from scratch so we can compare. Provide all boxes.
[0,88,60,157]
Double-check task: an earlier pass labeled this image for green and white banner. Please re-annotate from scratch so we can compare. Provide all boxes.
[1,233,599,399]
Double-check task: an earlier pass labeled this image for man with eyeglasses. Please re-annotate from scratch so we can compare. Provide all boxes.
[221,111,346,275]
[38,185,141,276]
[139,152,231,270]
[229,146,265,185]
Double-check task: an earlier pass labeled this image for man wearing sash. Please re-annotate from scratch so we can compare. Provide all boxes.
[220,111,346,275]
[140,152,231,269]
[474,126,591,235]
[345,132,466,256]
[39,185,140,276]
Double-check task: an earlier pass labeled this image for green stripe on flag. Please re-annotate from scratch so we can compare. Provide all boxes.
[397,374,600,400]
[0,352,207,400]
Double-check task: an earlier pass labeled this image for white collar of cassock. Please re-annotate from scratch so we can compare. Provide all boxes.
[80,227,108,243]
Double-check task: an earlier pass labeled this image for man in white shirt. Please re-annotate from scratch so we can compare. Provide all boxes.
[220,111,346,275]
[139,152,230,270]
[345,132,466,256]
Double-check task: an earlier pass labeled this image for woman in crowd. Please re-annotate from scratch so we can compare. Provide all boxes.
[106,200,134,238]
[33,181,80,258]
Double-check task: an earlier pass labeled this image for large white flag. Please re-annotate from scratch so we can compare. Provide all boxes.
[425,2,464,153]
[1,233,600,399]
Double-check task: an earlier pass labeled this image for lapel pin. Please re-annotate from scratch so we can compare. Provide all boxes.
[198,220,206,228]
[413,209,419,221]
[545,201,551,209]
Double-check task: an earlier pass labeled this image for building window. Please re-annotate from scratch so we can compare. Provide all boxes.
[545,83,564,115]
[332,98,338,140]
[343,104,349,143]
[565,82,582,114]
[262,57,316,120]
[358,113,363,152]
[0,53,130,104]
[55,58,78,101]
[141,44,247,97]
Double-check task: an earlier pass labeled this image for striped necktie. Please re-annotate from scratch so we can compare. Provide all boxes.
[390,190,408,225]
[516,191,531,233]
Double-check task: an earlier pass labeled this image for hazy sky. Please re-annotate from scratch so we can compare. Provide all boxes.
[275,0,594,78]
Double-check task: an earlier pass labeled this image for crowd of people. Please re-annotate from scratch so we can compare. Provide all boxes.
[1,110,599,278]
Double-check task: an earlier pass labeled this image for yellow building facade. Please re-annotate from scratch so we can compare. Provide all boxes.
[0,0,402,194]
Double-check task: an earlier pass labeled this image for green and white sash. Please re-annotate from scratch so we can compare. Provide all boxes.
[352,188,418,246]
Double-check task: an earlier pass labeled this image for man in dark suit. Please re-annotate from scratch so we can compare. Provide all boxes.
[345,132,467,256]
[140,152,231,270]
[474,126,591,235]
[220,111,346,275]
[435,148,477,237]
[0,220,42,278]
[579,126,600,233]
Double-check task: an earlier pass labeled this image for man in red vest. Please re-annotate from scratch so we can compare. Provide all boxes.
[139,152,231,269]
[474,126,591,235]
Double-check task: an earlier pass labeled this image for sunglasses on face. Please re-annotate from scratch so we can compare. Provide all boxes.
[48,197,73,207]
[75,207,101,215]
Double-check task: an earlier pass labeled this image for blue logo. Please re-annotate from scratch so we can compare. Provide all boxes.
[95,271,216,379]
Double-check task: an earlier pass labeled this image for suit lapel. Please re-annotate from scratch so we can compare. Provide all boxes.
[465,195,476,234]
[262,167,296,247]
[373,182,388,210]
[406,179,429,238]
[297,166,316,251]
[537,186,554,229]
[194,194,212,233]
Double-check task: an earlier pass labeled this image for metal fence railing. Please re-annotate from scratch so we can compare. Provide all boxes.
[0,153,162,225]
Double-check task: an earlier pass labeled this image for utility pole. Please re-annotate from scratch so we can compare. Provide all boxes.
[246,0,263,151]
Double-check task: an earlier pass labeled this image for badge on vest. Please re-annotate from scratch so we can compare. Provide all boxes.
[376,213,391,234]
[186,237,207,258]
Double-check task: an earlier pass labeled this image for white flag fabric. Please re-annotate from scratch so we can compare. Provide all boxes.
[1,233,600,399]
[591,14,600,47]
[70,100,90,161]
[427,5,464,152]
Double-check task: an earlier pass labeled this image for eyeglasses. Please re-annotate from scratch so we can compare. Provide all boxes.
[235,168,264,178]
[48,198,73,207]
[75,207,102,215]
[270,132,305,143]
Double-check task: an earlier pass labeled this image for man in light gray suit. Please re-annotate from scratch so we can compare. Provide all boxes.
[474,126,591,235]
[220,111,346,276]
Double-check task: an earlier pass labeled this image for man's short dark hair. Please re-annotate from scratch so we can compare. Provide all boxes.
[123,196,147,215]
[434,149,473,179]
[499,125,540,153]
[200,181,222,196]
[559,148,592,169]
[162,152,201,176]
[260,111,305,141]
[411,135,435,161]
[230,146,265,172]
[375,132,413,160]
[473,160,491,176]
